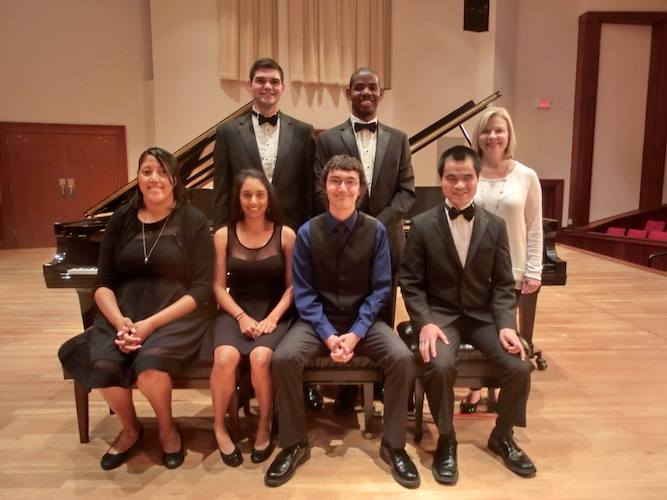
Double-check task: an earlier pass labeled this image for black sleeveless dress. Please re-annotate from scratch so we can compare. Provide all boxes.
[212,224,292,354]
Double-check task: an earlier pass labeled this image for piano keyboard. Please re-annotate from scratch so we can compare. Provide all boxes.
[67,266,98,276]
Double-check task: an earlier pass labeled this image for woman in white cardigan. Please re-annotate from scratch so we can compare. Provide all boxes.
[460,106,543,413]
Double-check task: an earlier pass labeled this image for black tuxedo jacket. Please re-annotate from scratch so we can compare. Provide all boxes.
[314,119,414,268]
[212,111,315,230]
[399,203,517,333]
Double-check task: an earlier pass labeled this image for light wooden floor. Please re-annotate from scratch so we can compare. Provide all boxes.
[1,246,667,499]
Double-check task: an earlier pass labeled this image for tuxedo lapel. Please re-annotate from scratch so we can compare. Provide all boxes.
[466,209,489,265]
[433,206,462,268]
[373,122,389,188]
[273,115,294,185]
[237,115,263,170]
[340,120,360,157]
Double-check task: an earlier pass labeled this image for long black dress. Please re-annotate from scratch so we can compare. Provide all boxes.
[59,203,215,390]
[212,224,292,354]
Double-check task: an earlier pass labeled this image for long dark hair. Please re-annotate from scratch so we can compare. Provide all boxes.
[130,147,189,209]
[229,168,283,225]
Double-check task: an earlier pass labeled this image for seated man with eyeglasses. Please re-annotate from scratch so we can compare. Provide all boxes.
[265,154,418,489]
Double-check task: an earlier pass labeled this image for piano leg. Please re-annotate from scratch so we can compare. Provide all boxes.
[73,380,90,443]
[518,291,548,370]
[518,291,539,346]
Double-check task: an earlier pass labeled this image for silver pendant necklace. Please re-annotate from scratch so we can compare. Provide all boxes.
[479,161,510,213]
[142,214,171,264]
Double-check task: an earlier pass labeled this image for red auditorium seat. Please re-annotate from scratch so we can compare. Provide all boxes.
[644,220,666,232]
[627,229,648,238]
[606,227,626,236]
[649,231,667,241]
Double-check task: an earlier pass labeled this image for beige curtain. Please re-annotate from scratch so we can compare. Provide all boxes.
[219,0,278,81]
[288,0,391,87]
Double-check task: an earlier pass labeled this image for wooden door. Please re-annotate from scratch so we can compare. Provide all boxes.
[0,123,127,249]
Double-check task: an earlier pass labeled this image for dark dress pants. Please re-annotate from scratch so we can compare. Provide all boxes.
[272,319,414,449]
[421,316,532,437]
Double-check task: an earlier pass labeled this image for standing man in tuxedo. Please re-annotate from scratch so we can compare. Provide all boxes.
[314,67,414,414]
[315,67,414,328]
[265,155,418,489]
[213,57,316,231]
[399,145,536,485]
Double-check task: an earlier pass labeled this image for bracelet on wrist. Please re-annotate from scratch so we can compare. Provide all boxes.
[235,311,246,322]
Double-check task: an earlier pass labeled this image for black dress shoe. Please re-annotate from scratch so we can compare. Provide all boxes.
[220,444,243,467]
[459,391,481,414]
[100,425,144,470]
[380,442,420,489]
[334,385,359,415]
[250,440,275,464]
[432,436,458,484]
[303,384,324,412]
[265,437,311,487]
[488,432,536,476]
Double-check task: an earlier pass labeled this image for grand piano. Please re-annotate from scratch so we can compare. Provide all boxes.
[44,93,566,344]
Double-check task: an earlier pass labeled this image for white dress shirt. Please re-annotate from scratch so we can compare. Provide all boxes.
[444,200,475,267]
[350,115,378,194]
[252,109,280,181]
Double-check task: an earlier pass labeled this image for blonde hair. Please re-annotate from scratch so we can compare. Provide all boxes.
[471,106,517,160]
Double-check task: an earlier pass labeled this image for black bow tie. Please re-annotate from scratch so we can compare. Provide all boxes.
[354,122,377,133]
[448,204,475,221]
[253,110,279,126]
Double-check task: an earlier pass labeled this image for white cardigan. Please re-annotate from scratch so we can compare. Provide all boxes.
[473,161,543,289]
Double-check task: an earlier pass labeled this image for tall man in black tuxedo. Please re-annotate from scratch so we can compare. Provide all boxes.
[315,67,415,328]
[399,146,536,484]
[265,155,419,489]
[314,67,415,414]
[213,57,315,231]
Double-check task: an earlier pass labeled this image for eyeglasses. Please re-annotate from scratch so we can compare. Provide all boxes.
[327,178,360,188]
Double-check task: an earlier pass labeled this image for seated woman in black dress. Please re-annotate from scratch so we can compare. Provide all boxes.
[210,169,296,466]
[59,147,215,470]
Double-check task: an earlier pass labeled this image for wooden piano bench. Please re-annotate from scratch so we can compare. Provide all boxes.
[63,356,382,443]
[396,321,532,443]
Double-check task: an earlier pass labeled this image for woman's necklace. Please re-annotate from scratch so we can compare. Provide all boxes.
[142,213,171,264]
[479,161,511,213]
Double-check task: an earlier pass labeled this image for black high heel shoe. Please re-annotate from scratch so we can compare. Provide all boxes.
[100,425,144,470]
[220,444,243,467]
[251,439,275,464]
[459,391,482,414]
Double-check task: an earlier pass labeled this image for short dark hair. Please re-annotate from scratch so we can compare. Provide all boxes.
[131,147,189,209]
[229,168,284,225]
[249,57,284,82]
[437,145,482,178]
[317,155,368,207]
[349,67,379,88]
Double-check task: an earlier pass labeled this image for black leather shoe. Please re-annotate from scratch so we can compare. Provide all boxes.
[265,437,311,487]
[220,444,243,467]
[303,385,324,412]
[459,391,481,414]
[100,425,144,470]
[380,443,420,489]
[163,447,185,469]
[432,436,458,484]
[250,440,275,464]
[334,385,359,415]
[488,432,536,476]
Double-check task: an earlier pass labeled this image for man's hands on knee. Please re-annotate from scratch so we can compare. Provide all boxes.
[419,324,449,363]
[499,328,526,361]
[325,333,361,363]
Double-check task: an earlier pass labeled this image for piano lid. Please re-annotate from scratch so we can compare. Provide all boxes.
[409,91,501,153]
[83,101,253,218]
